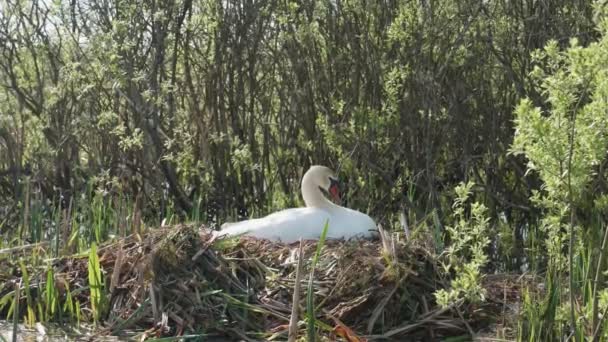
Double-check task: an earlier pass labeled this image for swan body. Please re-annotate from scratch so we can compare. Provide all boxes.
[218,165,377,243]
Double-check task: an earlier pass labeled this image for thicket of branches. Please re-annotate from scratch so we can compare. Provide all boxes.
[0,0,598,226]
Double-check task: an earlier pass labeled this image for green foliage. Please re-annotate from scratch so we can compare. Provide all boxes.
[62,278,79,324]
[0,0,605,338]
[87,243,104,324]
[19,259,35,325]
[518,273,563,342]
[511,12,608,266]
[44,266,58,321]
[512,10,608,340]
[513,39,608,204]
[1,0,596,225]
[511,32,608,340]
[435,181,491,307]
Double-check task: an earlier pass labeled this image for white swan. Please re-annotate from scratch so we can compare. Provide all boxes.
[217,165,377,243]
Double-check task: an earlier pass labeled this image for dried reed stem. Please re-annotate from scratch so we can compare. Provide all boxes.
[288,238,304,342]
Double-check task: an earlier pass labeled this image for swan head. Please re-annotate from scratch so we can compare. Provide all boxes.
[304,165,341,203]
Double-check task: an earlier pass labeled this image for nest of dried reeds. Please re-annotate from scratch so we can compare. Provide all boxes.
[0,224,511,341]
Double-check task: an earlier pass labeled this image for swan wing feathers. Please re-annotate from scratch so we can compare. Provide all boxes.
[219,208,330,243]
[330,207,378,239]
[219,207,377,243]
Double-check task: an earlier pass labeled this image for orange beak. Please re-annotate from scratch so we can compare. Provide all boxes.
[329,182,341,204]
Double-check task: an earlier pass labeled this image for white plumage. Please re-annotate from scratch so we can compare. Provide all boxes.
[217,165,377,243]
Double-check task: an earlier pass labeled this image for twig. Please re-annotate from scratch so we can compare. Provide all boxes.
[367,274,408,334]
[0,241,49,255]
[566,76,589,342]
[378,224,396,261]
[371,300,464,338]
[12,280,20,342]
[592,223,608,340]
[453,303,476,338]
[110,241,124,294]
[592,300,608,341]
[288,239,304,342]
[192,227,219,261]
[421,296,435,340]
[149,283,159,323]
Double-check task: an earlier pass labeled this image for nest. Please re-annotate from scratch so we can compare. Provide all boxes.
[0,224,510,341]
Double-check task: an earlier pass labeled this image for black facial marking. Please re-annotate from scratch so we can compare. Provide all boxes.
[329,177,339,188]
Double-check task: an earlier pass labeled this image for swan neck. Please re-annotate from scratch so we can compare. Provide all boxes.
[301,172,333,208]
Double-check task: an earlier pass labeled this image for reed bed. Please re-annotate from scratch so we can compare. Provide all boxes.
[0,224,520,340]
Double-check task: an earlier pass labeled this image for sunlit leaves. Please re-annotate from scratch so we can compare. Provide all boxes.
[512,37,608,202]
[436,181,491,308]
[511,23,608,271]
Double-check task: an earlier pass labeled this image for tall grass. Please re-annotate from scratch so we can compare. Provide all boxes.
[88,242,104,323]
[44,266,58,321]
[62,278,79,324]
[19,260,35,326]
[305,220,329,341]
[518,221,608,341]
[0,176,211,331]
[9,175,602,341]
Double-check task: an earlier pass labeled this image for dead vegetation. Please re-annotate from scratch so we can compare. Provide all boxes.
[0,224,523,340]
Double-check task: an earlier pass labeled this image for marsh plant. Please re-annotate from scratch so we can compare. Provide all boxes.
[511,9,608,340]
[435,181,491,308]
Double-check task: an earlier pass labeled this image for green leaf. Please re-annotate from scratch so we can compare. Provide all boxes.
[88,243,103,323]
[306,219,329,342]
